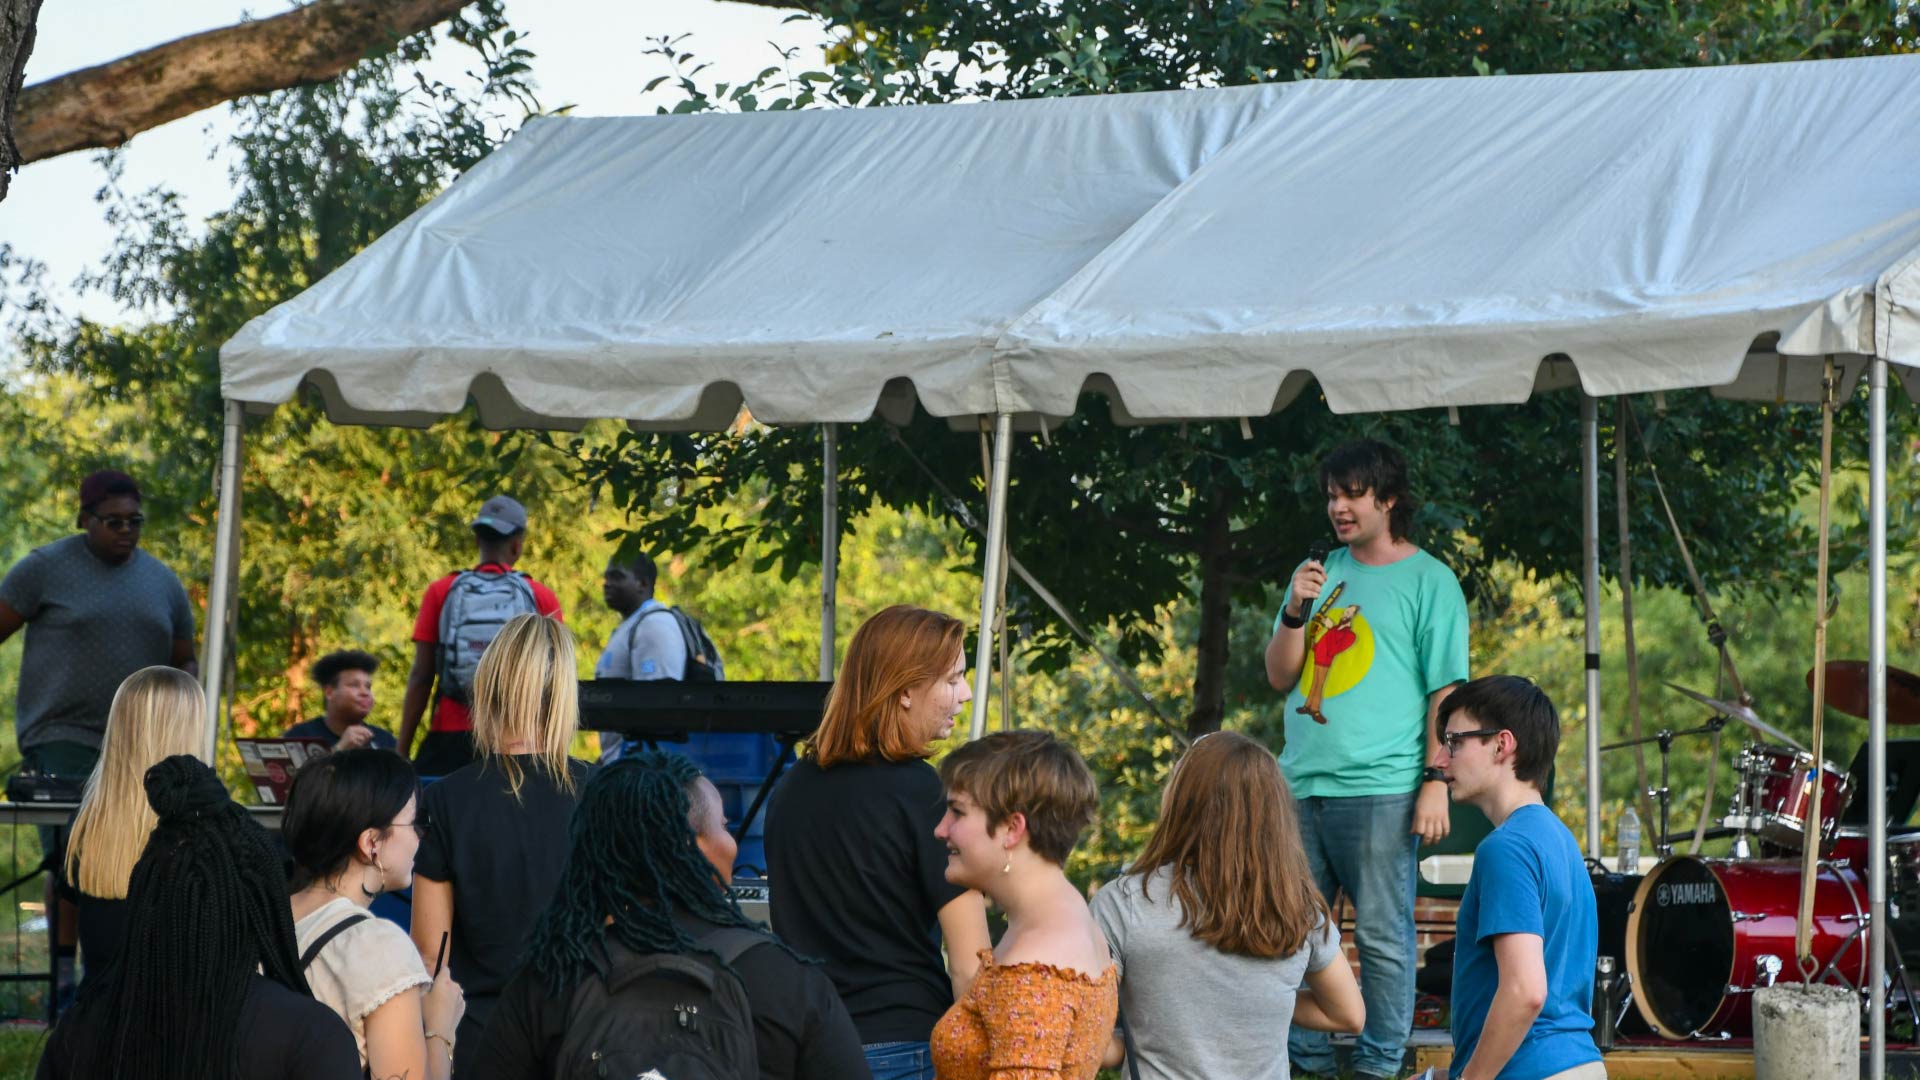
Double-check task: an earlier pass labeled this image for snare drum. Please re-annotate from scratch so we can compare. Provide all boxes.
[1735,743,1853,849]
[1627,857,1868,1039]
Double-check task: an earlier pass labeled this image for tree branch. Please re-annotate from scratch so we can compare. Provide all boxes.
[0,0,44,199]
[13,0,477,166]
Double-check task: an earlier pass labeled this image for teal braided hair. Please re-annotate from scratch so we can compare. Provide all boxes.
[525,752,763,994]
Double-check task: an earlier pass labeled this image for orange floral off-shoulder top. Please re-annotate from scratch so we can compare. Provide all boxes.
[930,948,1119,1080]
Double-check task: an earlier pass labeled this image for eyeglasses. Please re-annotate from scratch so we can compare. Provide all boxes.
[1442,728,1504,752]
[390,821,430,836]
[88,513,145,532]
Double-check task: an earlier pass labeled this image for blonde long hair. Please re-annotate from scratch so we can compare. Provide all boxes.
[1128,731,1330,958]
[65,667,210,898]
[470,613,579,798]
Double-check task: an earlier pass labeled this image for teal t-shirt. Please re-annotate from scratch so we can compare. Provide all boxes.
[1273,546,1469,797]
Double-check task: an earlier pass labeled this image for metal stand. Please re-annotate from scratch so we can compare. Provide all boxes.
[1602,717,1727,859]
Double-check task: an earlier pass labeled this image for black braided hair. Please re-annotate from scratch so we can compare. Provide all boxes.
[524,752,764,995]
[70,755,311,1080]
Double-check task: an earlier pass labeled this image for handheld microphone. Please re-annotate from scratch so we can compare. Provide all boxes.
[1307,540,1331,566]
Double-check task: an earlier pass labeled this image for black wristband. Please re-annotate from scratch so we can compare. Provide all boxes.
[1280,607,1307,629]
[1421,766,1448,784]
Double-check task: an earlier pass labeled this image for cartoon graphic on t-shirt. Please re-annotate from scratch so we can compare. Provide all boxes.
[1298,603,1374,725]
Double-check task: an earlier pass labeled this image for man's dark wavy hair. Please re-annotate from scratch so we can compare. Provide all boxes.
[1319,438,1416,541]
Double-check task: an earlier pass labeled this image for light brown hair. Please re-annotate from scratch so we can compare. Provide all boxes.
[938,730,1098,865]
[66,667,210,898]
[1129,731,1330,958]
[470,613,580,798]
[808,605,964,768]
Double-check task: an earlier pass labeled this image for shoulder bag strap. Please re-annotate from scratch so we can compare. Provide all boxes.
[300,912,371,971]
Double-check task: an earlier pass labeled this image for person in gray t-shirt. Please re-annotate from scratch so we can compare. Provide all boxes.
[0,470,197,765]
[1090,732,1363,1080]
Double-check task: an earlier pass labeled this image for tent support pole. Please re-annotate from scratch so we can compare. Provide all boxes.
[1871,358,1889,1080]
[819,423,839,681]
[969,413,1014,741]
[201,399,245,765]
[1581,393,1604,857]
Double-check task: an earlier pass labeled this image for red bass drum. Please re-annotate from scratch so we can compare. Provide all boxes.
[1626,856,1867,1040]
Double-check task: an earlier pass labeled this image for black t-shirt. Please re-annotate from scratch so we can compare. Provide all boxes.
[36,973,359,1079]
[414,754,591,1063]
[469,914,871,1080]
[285,716,399,751]
[765,756,965,1043]
[54,826,128,987]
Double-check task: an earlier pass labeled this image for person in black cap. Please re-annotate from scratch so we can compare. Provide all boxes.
[0,468,197,995]
[397,495,565,777]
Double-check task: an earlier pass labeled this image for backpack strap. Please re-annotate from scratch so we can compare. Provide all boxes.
[698,926,770,968]
[301,912,371,971]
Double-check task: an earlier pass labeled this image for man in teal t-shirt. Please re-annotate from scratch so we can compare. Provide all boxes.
[1263,438,1470,1080]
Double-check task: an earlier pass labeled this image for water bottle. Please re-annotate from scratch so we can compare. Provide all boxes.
[1617,806,1642,874]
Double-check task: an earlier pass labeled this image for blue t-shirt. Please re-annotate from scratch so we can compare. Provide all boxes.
[1274,546,1469,797]
[1451,803,1601,1080]
[284,717,399,751]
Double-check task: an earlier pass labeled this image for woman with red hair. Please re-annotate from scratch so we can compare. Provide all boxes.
[766,605,991,1080]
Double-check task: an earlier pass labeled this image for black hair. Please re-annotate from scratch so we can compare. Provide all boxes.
[281,749,420,892]
[474,523,516,544]
[615,552,658,587]
[524,752,762,995]
[72,755,309,1080]
[1438,675,1559,789]
[1319,438,1416,541]
[311,649,379,689]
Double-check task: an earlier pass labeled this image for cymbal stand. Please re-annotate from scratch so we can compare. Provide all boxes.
[1603,717,1727,860]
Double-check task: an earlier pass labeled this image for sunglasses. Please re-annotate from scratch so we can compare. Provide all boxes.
[1441,728,1504,752]
[88,512,146,532]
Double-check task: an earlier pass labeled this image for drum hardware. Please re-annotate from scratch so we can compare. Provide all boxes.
[1604,716,1728,861]
[1666,681,1806,751]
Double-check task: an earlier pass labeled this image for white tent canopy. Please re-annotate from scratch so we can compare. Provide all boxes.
[223,55,1920,425]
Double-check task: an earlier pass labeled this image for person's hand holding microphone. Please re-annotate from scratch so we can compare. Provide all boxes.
[1284,542,1331,625]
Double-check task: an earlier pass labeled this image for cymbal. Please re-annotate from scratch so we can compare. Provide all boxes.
[1808,661,1920,724]
[1664,682,1807,751]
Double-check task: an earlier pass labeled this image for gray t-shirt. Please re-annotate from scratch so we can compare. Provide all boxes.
[0,535,195,751]
[1091,866,1342,1080]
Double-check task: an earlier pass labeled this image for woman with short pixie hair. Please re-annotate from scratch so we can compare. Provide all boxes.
[766,605,991,1080]
[930,730,1117,1080]
[408,613,591,1076]
[1090,731,1363,1080]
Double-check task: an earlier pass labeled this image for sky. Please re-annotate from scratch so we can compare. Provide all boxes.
[0,0,826,327]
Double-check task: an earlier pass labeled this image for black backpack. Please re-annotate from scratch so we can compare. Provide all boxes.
[555,928,764,1080]
[638,606,725,683]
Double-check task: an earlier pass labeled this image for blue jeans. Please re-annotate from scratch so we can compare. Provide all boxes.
[863,1040,935,1080]
[1288,791,1419,1079]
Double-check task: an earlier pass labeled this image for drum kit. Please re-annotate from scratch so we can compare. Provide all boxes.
[1603,662,1920,1043]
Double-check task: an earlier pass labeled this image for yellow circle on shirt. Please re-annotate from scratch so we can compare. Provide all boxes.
[1307,605,1376,700]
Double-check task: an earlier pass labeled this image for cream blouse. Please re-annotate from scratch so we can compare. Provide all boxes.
[294,897,433,1067]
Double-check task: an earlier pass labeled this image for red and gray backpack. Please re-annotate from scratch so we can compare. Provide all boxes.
[436,568,539,705]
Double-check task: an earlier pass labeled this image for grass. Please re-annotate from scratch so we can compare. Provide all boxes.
[0,1026,44,1080]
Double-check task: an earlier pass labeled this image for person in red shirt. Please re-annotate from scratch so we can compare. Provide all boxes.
[398,496,564,776]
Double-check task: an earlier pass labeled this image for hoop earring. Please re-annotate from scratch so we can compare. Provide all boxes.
[361,861,385,900]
